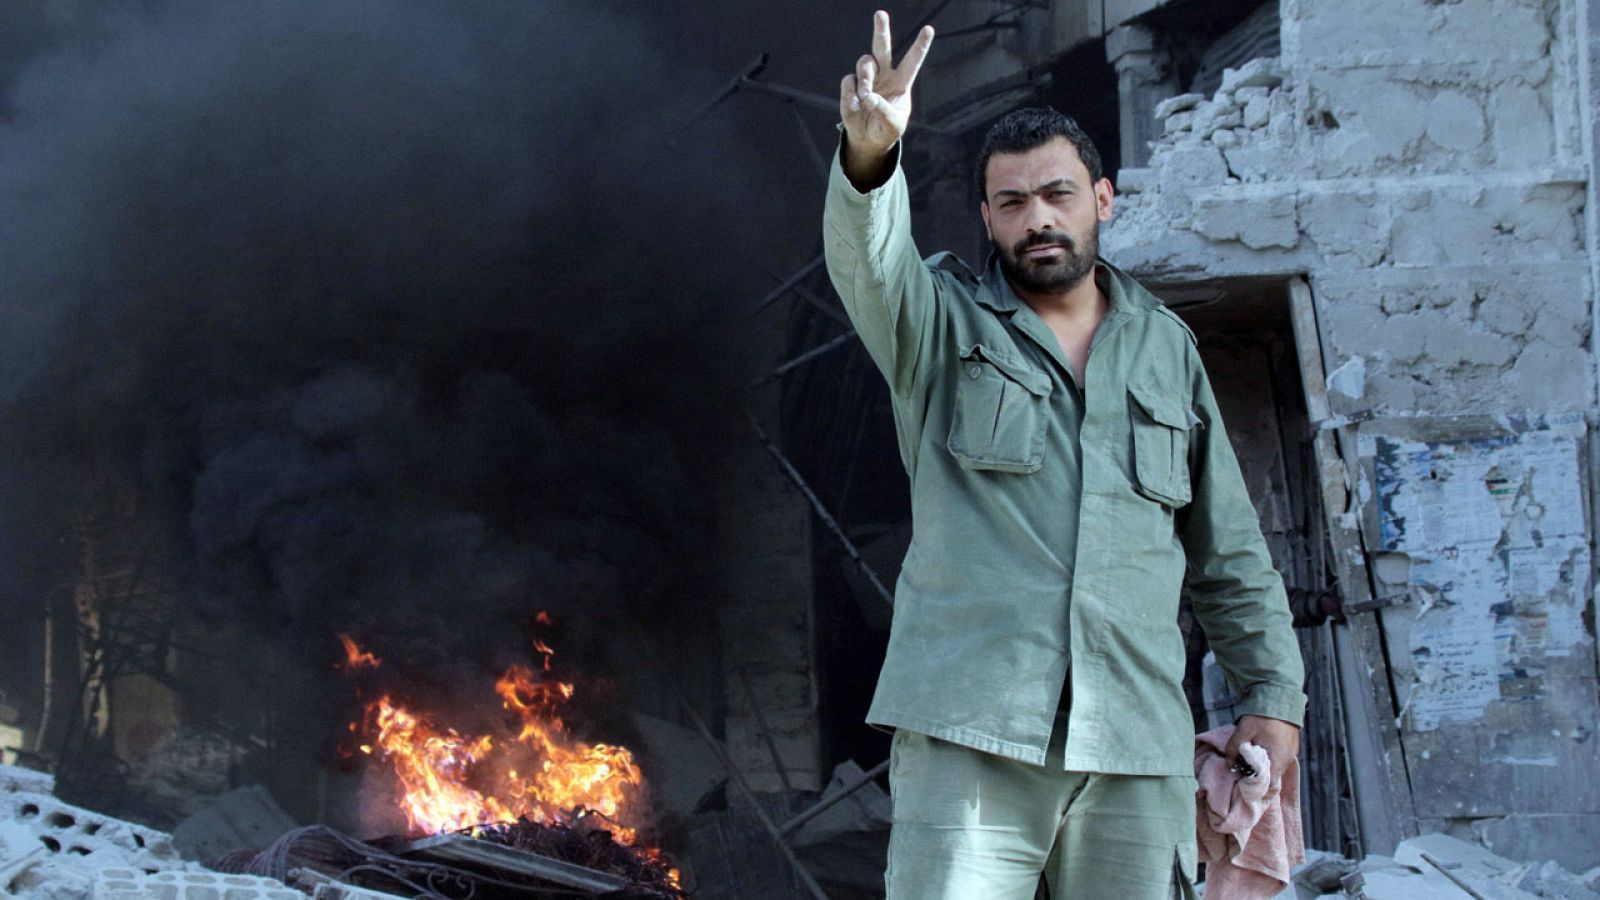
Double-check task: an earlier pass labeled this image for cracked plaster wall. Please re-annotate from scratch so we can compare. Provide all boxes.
[1103,0,1596,419]
[1102,0,1600,869]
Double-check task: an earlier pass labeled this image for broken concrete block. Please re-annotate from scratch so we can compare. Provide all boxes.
[1508,860,1600,900]
[1219,58,1283,94]
[1267,88,1296,143]
[0,791,183,874]
[1211,129,1241,149]
[1116,168,1154,195]
[1326,356,1367,401]
[1164,110,1195,134]
[0,766,55,798]
[1161,146,1230,187]
[1396,833,1542,900]
[1475,813,1600,877]
[1153,92,1206,120]
[628,713,726,816]
[1242,95,1271,129]
[10,857,94,900]
[1289,848,1353,897]
[172,786,296,862]
[1220,143,1282,184]
[1354,852,1538,900]
[1,820,49,893]
[1191,189,1298,249]
[93,867,302,900]
[1192,103,1243,137]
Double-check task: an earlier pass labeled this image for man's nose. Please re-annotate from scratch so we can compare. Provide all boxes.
[1024,197,1056,232]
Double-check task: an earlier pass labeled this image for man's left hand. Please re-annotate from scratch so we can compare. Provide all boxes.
[1225,715,1300,788]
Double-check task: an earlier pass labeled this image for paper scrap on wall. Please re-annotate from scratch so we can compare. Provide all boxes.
[1365,417,1590,733]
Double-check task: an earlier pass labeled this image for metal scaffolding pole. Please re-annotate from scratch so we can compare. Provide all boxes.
[746,413,894,609]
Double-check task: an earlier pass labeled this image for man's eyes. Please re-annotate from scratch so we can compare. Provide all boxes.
[998,190,1071,208]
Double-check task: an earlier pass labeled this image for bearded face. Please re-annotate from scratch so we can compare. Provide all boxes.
[994,223,1099,295]
[979,136,1113,298]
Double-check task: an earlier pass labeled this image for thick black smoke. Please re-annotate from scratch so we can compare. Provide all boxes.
[0,0,758,705]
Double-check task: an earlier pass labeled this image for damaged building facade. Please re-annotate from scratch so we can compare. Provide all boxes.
[1098,0,1600,869]
[732,0,1600,885]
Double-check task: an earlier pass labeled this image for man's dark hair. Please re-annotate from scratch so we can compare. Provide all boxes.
[974,107,1105,201]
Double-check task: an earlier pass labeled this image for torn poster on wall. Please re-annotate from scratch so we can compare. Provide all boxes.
[1363,415,1591,732]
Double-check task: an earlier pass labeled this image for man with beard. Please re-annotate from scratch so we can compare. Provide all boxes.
[822,12,1306,899]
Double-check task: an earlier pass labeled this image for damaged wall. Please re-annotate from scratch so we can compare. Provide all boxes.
[1102,0,1600,871]
[1108,1,1592,415]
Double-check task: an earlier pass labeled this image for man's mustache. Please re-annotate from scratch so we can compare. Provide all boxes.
[1013,231,1076,256]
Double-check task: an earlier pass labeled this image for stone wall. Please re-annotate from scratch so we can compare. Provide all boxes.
[1104,0,1600,869]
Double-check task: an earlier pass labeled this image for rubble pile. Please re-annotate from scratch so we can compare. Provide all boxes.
[0,763,310,899]
[0,762,680,899]
[1259,833,1600,900]
[1149,58,1293,163]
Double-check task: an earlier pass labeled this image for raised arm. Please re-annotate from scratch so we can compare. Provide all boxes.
[838,10,934,190]
[823,12,940,400]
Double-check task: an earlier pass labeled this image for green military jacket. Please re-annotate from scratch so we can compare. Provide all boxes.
[822,146,1306,775]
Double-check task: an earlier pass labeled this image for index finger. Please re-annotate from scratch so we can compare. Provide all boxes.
[899,25,935,86]
[871,10,893,70]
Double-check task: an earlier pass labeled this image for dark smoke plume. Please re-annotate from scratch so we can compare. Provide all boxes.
[0,0,756,712]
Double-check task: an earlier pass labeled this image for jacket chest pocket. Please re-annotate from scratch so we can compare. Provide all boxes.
[947,345,1053,474]
[1128,384,1199,507]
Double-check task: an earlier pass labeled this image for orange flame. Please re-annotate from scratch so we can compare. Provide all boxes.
[352,632,648,847]
[338,635,382,670]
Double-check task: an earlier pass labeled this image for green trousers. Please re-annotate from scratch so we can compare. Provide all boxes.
[885,718,1199,899]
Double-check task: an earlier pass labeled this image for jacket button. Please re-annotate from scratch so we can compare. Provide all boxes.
[968,365,983,379]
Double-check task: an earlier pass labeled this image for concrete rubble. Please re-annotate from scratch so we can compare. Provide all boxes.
[0,762,405,900]
[1231,833,1600,899]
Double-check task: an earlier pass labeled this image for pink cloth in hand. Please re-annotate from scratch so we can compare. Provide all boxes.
[1194,725,1303,900]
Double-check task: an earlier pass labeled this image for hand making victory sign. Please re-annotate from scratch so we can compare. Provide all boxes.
[838,10,935,189]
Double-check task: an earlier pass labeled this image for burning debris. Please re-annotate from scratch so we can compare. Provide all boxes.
[0,756,685,899]
[342,631,656,834]
[337,628,682,894]
[221,822,685,899]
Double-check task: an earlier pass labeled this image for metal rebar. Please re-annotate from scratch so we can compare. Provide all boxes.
[746,414,894,608]
[623,625,831,900]
[791,103,830,181]
[1418,853,1491,900]
[684,54,769,128]
[735,666,794,793]
[737,77,840,114]
[674,682,831,900]
[752,332,858,386]
[753,255,827,315]
[778,759,890,837]
[791,281,853,328]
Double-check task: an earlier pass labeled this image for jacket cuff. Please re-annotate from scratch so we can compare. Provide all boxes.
[829,127,903,200]
[1235,682,1308,727]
